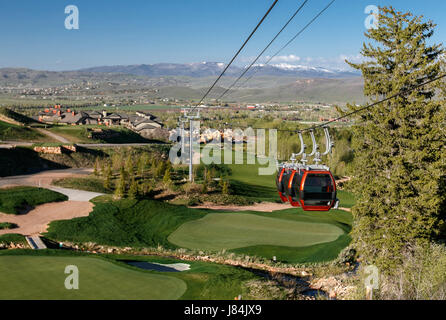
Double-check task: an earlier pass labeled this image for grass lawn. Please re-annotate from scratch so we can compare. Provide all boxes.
[53,177,111,194]
[47,125,101,143]
[0,187,68,214]
[46,196,352,264]
[45,198,206,248]
[113,254,259,300]
[0,120,45,142]
[0,250,261,300]
[0,255,186,300]
[232,208,352,263]
[0,233,26,245]
[168,213,343,251]
[168,208,352,264]
[47,125,153,144]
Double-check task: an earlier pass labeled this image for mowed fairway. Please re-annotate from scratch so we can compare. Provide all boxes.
[0,256,186,300]
[168,213,344,251]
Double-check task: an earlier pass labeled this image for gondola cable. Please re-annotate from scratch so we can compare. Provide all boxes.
[215,0,310,101]
[218,73,446,134]
[189,0,279,114]
[220,0,336,100]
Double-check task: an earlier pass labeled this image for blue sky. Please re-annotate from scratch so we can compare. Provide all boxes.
[0,0,445,71]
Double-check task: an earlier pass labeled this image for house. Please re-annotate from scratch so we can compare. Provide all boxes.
[35,105,166,138]
[102,113,123,126]
[136,111,158,120]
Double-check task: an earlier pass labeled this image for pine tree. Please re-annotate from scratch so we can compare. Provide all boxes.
[151,159,157,173]
[114,169,126,199]
[128,177,138,200]
[346,6,446,272]
[100,160,106,177]
[163,166,172,185]
[137,154,146,177]
[125,154,134,177]
[112,153,123,171]
[156,161,167,179]
[103,163,112,190]
[222,180,230,195]
[93,158,99,176]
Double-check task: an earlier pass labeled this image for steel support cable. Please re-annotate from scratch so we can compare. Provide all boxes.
[189,0,279,113]
[216,0,310,101]
[218,73,446,133]
[226,0,336,97]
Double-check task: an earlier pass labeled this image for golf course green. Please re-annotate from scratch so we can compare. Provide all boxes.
[0,255,186,300]
[168,213,344,251]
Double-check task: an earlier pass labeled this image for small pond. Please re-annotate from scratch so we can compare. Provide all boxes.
[123,260,190,272]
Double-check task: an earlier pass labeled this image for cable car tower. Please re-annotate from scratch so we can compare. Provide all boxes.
[177,108,200,182]
[276,127,339,212]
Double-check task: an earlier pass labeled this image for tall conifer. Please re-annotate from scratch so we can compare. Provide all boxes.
[346,7,445,271]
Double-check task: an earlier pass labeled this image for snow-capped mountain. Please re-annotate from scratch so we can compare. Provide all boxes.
[80,62,359,78]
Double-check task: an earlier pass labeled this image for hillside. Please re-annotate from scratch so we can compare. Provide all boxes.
[0,107,38,125]
[0,66,364,104]
[0,120,46,142]
[80,62,360,79]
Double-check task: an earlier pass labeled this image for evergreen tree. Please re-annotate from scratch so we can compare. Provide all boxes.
[103,163,112,190]
[222,180,230,195]
[93,158,99,176]
[139,178,149,196]
[163,166,172,185]
[114,169,126,199]
[128,177,138,200]
[99,160,105,176]
[125,154,134,177]
[112,153,123,171]
[137,154,145,177]
[156,161,167,179]
[151,159,157,174]
[346,7,446,272]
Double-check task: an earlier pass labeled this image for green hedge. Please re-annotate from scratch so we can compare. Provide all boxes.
[0,234,26,245]
[0,222,18,230]
[45,199,205,248]
[0,187,68,214]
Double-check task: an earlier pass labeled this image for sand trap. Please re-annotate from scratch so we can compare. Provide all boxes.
[0,201,94,236]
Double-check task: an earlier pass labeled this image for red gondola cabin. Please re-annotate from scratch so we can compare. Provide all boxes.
[276,167,337,211]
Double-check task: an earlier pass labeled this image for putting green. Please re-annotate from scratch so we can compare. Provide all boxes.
[0,256,186,300]
[168,213,344,251]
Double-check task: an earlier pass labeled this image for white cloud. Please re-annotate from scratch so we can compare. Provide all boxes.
[267,54,301,63]
[240,53,365,71]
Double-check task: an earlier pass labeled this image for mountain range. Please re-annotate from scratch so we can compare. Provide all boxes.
[79,62,360,79]
[0,62,364,104]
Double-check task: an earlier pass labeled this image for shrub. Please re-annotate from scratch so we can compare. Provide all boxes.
[379,243,446,300]
[0,222,18,230]
[0,187,68,214]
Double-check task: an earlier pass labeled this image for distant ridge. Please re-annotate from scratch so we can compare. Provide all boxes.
[0,66,364,104]
[79,62,360,79]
